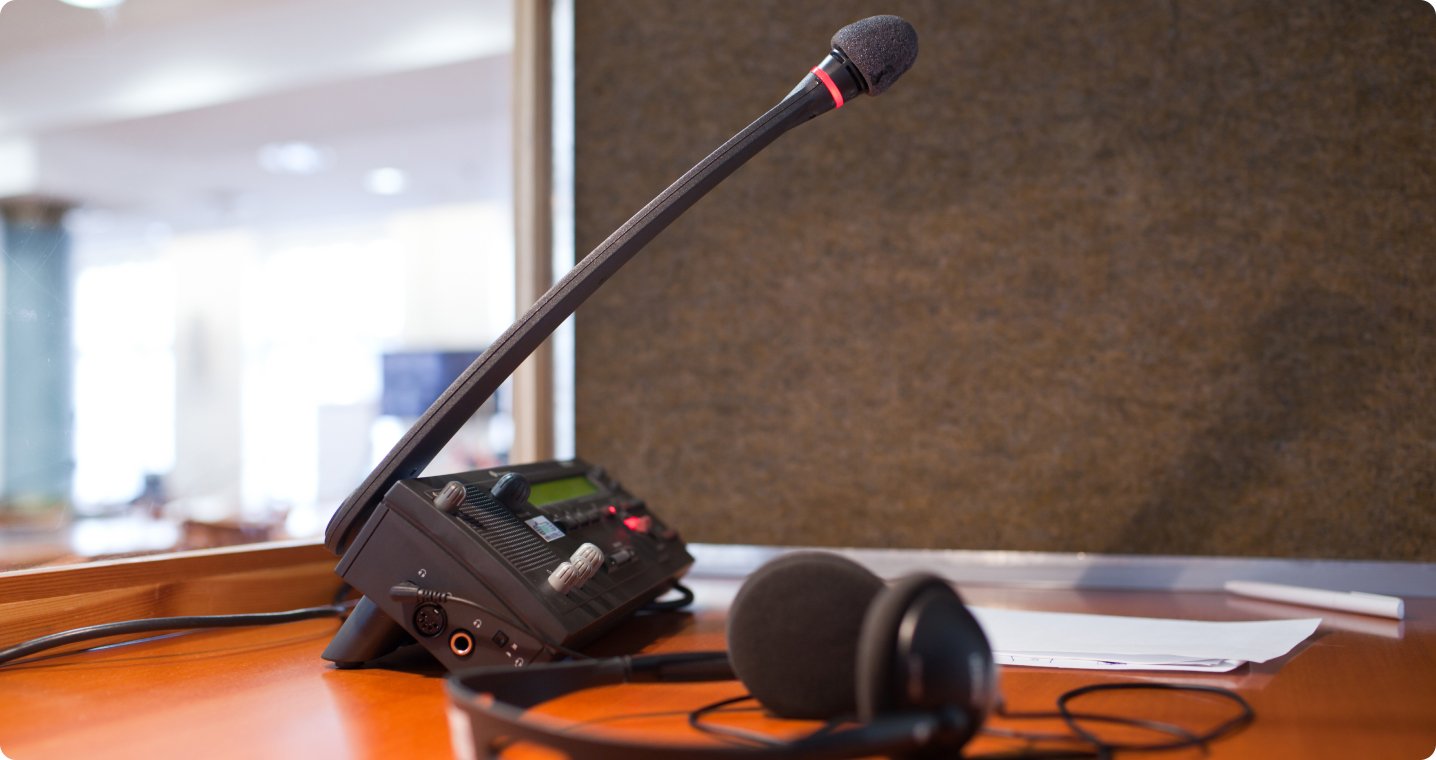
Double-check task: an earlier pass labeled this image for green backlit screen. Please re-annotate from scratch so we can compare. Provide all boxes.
[526,475,600,507]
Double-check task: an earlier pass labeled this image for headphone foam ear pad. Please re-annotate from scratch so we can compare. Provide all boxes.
[855,574,996,731]
[725,552,885,720]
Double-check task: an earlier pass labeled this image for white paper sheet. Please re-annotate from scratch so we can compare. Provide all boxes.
[970,606,1320,672]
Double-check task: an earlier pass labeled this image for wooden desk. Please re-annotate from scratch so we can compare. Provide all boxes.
[1,563,1433,758]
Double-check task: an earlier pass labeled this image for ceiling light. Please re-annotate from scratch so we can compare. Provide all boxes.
[57,0,126,9]
[364,167,407,196]
[257,141,332,176]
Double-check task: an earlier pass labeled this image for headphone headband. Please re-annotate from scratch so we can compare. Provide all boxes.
[446,668,960,760]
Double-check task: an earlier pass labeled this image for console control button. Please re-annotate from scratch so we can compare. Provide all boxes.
[433,481,466,513]
[491,473,531,510]
[546,543,605,593]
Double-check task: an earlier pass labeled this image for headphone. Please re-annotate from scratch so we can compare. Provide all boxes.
[445,551,998,759]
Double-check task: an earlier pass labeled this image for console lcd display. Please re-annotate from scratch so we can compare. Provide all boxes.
[527,475,600,507]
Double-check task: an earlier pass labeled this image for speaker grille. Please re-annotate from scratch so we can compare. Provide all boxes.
[453,484,556,574]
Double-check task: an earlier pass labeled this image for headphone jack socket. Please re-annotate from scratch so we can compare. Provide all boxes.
[449,629,475,657]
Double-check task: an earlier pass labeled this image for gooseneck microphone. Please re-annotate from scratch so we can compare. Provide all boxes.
[324,15,920,555]
[791,14,919,109]
[829,14,920,97]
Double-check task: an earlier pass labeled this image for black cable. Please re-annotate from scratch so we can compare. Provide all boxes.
[684,682,1253,757]
[688,694,789,747]
[0,604,349,667]
[991,705,1201,748]
[640,581,695,613]
[1055,682,1254,753]
[688,694,1104,757]
[686,694,870,750]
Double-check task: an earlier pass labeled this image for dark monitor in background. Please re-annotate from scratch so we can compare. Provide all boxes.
[381,350,485,419]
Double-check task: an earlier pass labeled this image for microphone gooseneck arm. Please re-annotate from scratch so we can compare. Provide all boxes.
[325,54,866,554]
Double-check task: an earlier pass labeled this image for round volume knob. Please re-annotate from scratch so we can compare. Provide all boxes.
[491,472,531,509]
[547,562,581,594]
[547,543,605,594]
[570,543,604,576]
[433,481,466,513]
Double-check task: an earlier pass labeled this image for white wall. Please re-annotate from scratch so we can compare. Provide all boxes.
[170,230,248,515]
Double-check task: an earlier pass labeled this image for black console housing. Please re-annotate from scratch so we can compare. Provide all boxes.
[323,459,692,671]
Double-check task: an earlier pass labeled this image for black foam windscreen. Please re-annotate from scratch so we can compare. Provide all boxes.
[830,15,919,96]
[724,552,885,719]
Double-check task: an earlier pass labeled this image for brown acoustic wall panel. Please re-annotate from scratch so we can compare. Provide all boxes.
[572,0,1436,560]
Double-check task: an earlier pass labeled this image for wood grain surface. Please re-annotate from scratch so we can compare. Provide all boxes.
[0,541,340,646]
[1,576,1432,759]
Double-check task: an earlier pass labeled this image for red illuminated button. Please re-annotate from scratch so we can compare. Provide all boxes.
[622,515,653,533]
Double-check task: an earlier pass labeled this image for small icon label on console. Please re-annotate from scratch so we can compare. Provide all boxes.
[524,515,565,542]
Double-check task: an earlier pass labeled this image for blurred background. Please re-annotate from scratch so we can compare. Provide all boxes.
[0,0,523,568]
[3,0,1433,570]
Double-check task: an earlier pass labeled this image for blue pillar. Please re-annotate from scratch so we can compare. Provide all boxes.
[2,200,72,514]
